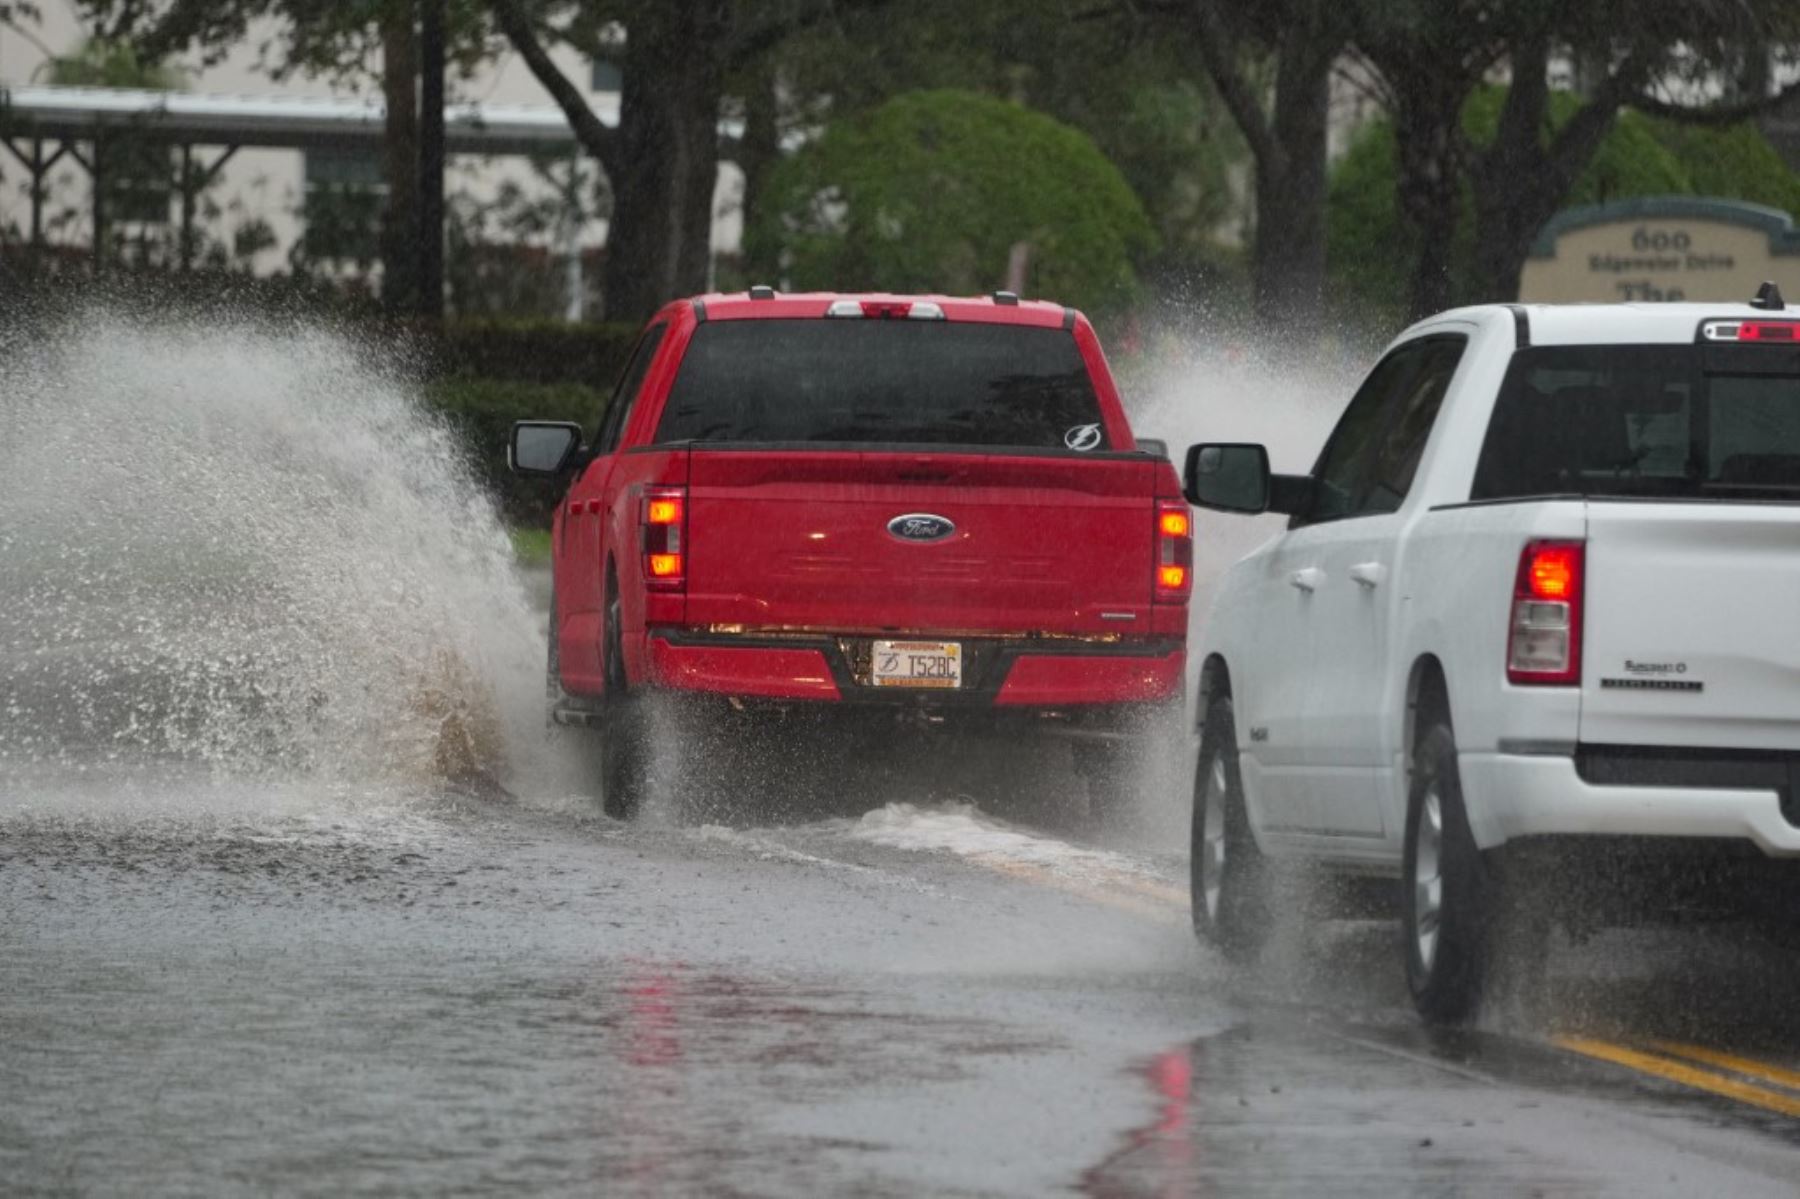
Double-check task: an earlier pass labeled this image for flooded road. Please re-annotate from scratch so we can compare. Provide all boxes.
[7,758,1800,1197]
[4,312,1799,1194]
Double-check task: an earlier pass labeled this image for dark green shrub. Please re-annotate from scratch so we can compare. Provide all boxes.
[1326,85,1796,329]
[426,316,642,385]
[424,376,608,524]
[748,89,1158,318]
[1645,119,1800,214]
[416,321,641,525]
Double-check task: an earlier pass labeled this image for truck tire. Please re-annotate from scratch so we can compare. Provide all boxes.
[601,700,648,819]
[600,572,648,820]
[1190,695,1271,962]
[1402,719,1493,1023]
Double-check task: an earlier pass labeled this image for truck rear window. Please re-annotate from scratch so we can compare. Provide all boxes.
[1472,344,1800,502]
[655,320,1107,449]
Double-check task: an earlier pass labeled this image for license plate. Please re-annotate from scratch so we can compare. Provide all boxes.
[871,640,962,689]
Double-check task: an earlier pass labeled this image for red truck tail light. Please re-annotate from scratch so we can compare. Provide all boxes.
[1154,501,1193,602]
[1701,319,1800,342]
[1507,540,1583,685]
[641,486,687,591]
[825,299,947,320]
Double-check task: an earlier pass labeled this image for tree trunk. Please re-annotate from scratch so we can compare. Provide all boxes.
[735,65,782,287]
[1188,0,1341,329]
[1251,23,1333,325]
[1471,51,1552,305]
[1468,188,1541,307]
[380,2,419,314]
[416,0,446,318]
[1390,72,1466,320]
[1469,39,1622,305]
[601,0,728,322]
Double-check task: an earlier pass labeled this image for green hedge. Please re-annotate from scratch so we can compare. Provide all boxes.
[416,316,643,385]
[414,320,642,525]
[749,89,1158,318]
[425,376,609,525]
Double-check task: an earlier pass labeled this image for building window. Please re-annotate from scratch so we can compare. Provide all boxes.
[306,147,384,191]
[102,140,174,225]
[301,147,385,264]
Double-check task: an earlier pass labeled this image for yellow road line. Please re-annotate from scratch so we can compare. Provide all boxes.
[958,839,1800,1122]
[973,844,1800,1121]
[1648,1040,1800,1095]
[1554,1036,1800,1119]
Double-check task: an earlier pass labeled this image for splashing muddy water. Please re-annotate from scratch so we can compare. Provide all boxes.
[0,308,548,791]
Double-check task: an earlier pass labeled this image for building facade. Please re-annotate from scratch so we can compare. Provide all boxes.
[0,9,747,315]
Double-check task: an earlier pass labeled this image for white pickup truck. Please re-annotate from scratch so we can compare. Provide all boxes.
[1182,293,1800,1023]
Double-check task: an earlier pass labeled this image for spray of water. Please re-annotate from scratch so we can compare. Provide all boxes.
[1125,335,1364,616]
[1114,328,1450,1008]
[0,306,553,794]
[1086,332,1367,844]
[0,298,1371,844]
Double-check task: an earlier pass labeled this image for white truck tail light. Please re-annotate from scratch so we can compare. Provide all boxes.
[641,485,687,592]
[1507,540,1583,685]
[1154,500,1193,602]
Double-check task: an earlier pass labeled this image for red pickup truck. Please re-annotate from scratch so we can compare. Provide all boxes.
[509,290,1189,817]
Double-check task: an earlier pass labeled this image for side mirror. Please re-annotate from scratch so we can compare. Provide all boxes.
[1135,437,1169,459]
[1183,443,1271,514]
[510,421,584,476]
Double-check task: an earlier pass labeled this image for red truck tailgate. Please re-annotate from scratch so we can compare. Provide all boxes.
[682,449,1160,635]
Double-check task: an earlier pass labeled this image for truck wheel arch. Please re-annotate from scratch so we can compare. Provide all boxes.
[604,556,628,694]
[1197,655,1232,730]
[1406,655,1451,764]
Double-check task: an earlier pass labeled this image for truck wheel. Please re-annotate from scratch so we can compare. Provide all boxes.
[1190,695,1270,962]
[600,574,648,820]
[1403,719,1493,1023]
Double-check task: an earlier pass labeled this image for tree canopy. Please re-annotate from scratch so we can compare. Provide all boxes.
[747,88,1157,316]
[41,37,186,88]
[11,0,1800,328]
[1327,84,1800,329]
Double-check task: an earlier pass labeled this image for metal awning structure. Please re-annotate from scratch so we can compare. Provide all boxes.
[0,83,607,269]
[0,84,598,156]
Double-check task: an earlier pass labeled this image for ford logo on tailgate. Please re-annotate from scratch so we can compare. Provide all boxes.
[887,513,956,543]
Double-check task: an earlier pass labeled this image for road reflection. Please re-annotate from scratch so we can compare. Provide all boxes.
[614,962,687,1195]
[1086,921,1800,1197]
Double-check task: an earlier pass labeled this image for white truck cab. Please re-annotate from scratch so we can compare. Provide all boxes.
[1183,293,1800,1022]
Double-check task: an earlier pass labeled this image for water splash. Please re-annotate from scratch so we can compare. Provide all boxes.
[1103,329,1368,840]
[1124,334,1364,618]
[0,306,548,789]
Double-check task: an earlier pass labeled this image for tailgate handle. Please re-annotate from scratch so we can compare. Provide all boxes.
[1290,567,1326,593]
[1350,562,1386,589]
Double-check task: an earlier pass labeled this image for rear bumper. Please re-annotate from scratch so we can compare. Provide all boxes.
[1461,748,1800,857]
[641,628,1184,712]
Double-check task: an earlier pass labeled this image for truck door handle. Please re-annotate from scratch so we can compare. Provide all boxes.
[1290,567,1326,593]
[1349,562,1386,589]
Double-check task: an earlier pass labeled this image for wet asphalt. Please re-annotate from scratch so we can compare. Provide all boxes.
[5,572,1800,1196]
[7,746,1800,1198]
